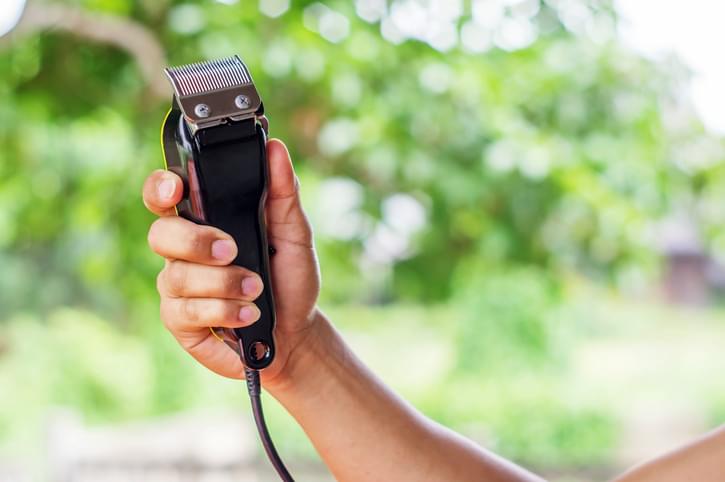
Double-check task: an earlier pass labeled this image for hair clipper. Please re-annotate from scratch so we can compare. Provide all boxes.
[160,56,276,371]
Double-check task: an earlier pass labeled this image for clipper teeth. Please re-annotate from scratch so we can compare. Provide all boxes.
[163,54,263,128]
[165,55,253,97]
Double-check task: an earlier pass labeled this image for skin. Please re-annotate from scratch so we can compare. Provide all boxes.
[144,138,724,481]
[612,426,725,482]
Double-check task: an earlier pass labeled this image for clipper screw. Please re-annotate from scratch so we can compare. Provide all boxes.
[235,95,251,109]
[194,103,211,118]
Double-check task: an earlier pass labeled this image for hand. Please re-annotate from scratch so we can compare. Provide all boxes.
[143,139,321,386]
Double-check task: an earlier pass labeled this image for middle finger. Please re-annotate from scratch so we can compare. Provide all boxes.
[159,260,264,301]
[148,216,238,265]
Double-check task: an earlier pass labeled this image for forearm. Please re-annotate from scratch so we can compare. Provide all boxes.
[265,310,545,482]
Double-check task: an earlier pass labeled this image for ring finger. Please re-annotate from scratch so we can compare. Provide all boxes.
[160,297,261,333]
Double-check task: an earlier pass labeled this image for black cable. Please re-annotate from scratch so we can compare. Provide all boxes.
[241,345,295,482]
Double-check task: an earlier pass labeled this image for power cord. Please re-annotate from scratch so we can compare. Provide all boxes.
[240,340,295,481]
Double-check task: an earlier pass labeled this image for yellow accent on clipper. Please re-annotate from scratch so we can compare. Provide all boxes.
[160,108,172,169]
[159,108,180,217]
[210,327,225,342]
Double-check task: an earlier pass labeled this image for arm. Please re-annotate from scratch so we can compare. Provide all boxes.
[266,312,541,482]
[612,426,725,482]
[143,139,544,482]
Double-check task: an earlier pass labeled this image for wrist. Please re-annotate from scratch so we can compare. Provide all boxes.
[262,308,340,400]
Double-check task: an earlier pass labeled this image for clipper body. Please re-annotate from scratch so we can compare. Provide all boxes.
[161,56,276,371]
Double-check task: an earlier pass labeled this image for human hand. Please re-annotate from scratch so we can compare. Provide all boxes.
[143,139,321,386]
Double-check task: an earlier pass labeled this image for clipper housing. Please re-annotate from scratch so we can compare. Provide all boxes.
[161,55,276,371]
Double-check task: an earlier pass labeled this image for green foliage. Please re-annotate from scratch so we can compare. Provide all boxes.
[491,402,616,468]
[0,310,150,427]
[0,309,151,451]
[708,393,725,427]
[454,265,562,374]
[418,375,617,468]
[2,0,720,316]
[0,304,616,467]
[0,307,249,453]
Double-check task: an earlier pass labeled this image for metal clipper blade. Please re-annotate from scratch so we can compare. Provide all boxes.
[164,55,263,132]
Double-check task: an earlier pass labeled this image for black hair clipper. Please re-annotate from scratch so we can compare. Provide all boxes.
[160,56,276,371]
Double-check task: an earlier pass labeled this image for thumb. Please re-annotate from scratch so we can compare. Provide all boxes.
[266,139,313,248]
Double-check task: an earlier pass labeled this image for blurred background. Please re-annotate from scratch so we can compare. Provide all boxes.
[1,0,725,481]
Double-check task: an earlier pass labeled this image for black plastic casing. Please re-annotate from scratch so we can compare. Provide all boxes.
[162,105,276,371]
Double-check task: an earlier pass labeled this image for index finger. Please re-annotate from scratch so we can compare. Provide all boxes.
[143,170,184,217]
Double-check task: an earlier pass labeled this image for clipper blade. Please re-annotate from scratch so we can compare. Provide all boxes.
[164,55,263,130]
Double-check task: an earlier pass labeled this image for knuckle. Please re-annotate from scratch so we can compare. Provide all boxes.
[182,299,200,323]
[223,269,242,297]
[186,229,207,258]
[165,260,188,295]
[211,300,232,322]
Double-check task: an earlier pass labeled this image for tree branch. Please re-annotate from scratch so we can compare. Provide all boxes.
[10,1,169,99]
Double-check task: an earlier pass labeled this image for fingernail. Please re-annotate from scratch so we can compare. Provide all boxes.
[239,305,260,323]
[211,240,236,261]
[242,277,262,297]
[158,178,175,200]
